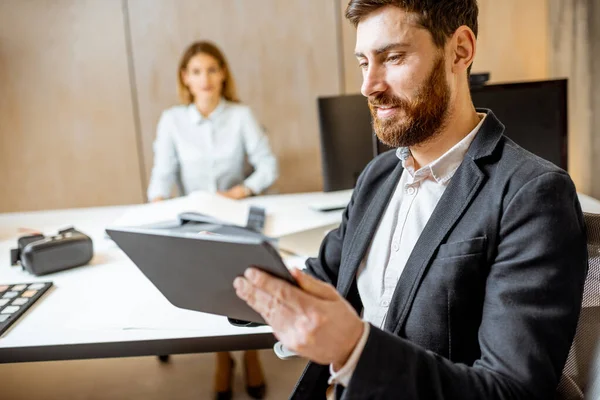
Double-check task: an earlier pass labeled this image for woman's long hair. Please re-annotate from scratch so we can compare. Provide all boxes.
[177,41,240,104]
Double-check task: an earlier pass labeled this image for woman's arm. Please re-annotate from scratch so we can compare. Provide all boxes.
[240,108,278,194]
[147,111,180,201]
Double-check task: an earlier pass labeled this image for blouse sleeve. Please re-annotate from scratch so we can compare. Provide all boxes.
[146,111,179,200]
[241,108,279,194]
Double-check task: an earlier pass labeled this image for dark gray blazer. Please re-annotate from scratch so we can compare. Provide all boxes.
[290,110,588,400]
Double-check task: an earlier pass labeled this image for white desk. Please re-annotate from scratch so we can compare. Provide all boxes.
[1,192,599,364]
[579,193,600,215]
[0,192,345,363]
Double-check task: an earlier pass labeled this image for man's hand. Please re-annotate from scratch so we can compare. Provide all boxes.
[233,268,364,368]
[219,185,251,200]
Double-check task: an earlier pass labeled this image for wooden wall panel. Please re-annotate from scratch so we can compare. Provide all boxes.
[0,0,144,213]
[548,0,592,195]
[548,0,600,197]
[0,0,564,212]
[340,0,550,94]
[474,0,549,83]
[590,0,600,198]
[127,0,341,195]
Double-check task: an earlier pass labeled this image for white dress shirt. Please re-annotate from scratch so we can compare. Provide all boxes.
[329,114,487,388]
[147,99,278,200]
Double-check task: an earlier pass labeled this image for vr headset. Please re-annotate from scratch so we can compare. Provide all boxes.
[10,227,94,276]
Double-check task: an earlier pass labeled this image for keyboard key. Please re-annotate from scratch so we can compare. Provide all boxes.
[28,283,46,290]
[1,306,20,314]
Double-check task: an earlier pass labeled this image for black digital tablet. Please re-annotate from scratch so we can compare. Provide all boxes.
[106,227,297,324]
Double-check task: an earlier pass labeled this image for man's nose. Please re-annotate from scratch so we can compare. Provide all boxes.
[361,65,387,98]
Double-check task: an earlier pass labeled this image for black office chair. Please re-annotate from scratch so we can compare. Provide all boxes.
[556,212,600,399]
[586,344,600,399]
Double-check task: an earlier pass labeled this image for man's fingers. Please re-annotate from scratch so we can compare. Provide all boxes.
[243,267,339,302]
[234,277,274,318]
[234,276,295,326]
[290,268,339,300]
[243,268,310,311]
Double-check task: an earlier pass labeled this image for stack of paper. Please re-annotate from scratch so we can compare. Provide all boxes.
[108,192,249,229]
[308,189,352,211]
[109,191,347,238]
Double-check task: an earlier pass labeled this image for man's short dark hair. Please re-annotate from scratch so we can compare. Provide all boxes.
[345,0,479,49]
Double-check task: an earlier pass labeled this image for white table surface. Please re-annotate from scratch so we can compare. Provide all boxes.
[0,192,345,363]
[1,191,598,363]
[578,193,600,215]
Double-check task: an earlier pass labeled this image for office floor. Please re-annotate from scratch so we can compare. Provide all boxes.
[0,350,307,400]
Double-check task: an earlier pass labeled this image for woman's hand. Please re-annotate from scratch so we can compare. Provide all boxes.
[219,185,252,200]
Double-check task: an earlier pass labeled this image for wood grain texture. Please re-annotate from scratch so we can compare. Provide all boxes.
[474,0,549,83]
[127,0,341,195]
[339,0,550,94]
[0,0,144,212]
[548,0,593,195]
[339,0,363,94]
[3,0,575,212]
[590,0,600,198]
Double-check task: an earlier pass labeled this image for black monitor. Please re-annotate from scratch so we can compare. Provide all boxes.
[376,80,569,168]
[469,79,568,170]
[317,95,374,192]
[318,79,568,191]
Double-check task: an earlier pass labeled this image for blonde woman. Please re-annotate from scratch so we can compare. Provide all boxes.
[147,41,278,202]
[148,41,273,400]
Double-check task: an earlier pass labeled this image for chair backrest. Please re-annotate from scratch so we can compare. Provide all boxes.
[586,343,600,399]
[557,212,600,399]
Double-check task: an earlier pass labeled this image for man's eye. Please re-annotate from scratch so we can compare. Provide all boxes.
[359,62,368,70]
[386,54,404,63]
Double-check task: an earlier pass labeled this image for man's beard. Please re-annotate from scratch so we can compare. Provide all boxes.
[368,55,451,148]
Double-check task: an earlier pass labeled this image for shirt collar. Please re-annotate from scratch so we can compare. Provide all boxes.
[396,113,487,184]
[188,98,227,124]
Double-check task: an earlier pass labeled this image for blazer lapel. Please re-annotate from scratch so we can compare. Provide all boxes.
[383,110,504,334]
[337,161,404,297]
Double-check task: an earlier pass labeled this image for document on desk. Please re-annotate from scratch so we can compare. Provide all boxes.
[109,191,346,238]
[261,207,342,238]
[307,189,352,212]
[109,192,250,229]
[240,190,351,238]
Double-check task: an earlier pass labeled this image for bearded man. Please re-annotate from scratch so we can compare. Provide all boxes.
[234,1,588,399]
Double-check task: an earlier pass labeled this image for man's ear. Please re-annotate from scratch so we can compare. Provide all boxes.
[450,26,476,74]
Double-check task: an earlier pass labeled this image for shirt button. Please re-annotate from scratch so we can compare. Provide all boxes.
[381,299,390,307]
[406,186,416,195]
[393,242,400,252]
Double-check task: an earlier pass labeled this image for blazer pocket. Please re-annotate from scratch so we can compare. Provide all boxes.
[437,236,487,259]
